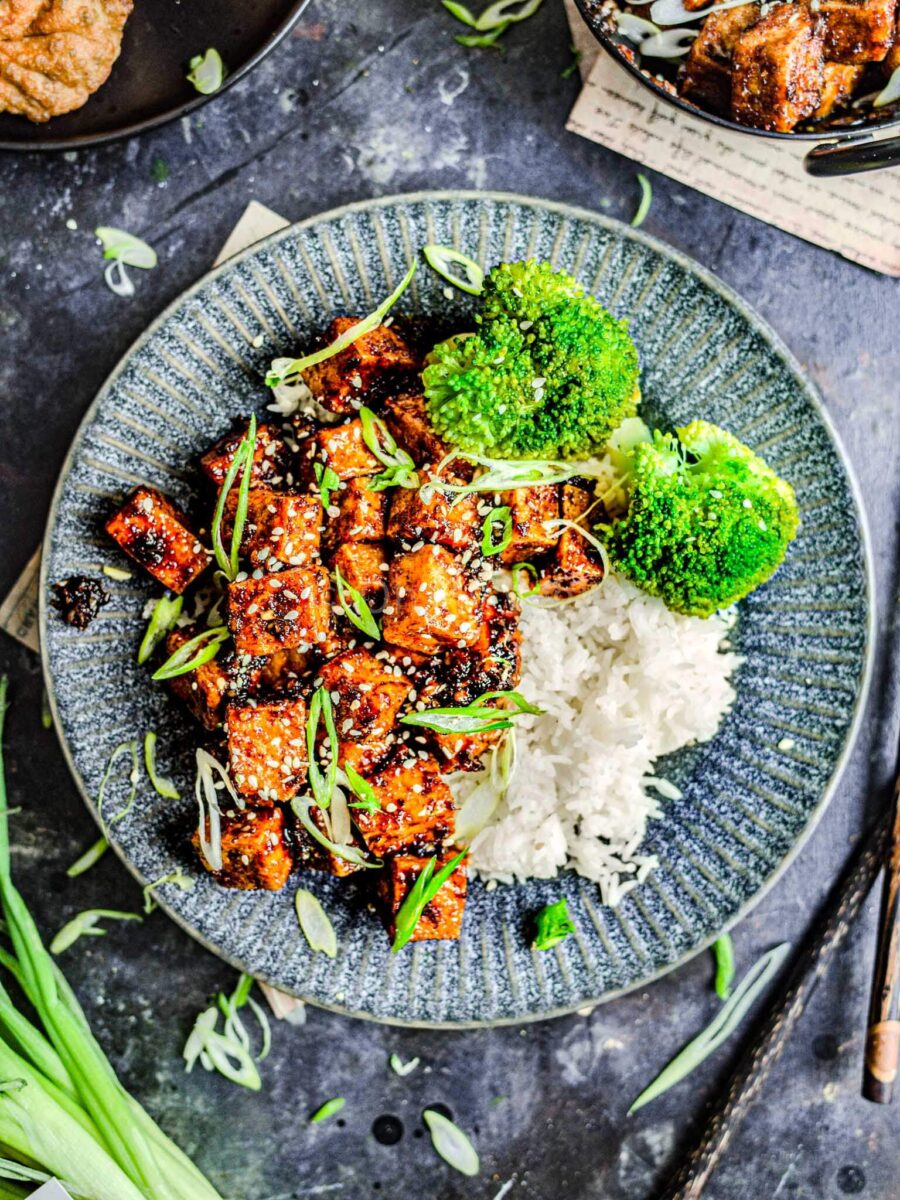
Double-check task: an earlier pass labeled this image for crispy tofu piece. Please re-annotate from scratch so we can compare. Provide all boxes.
[814,60,865,114]
[381,545,481,655]
[193,805,292,891]
[226,696,308,803]
[224,487,322,569]
[387,470,479,550]
[732,4,825,131]
[105,487,211,594]
[444,590,522,697]
[818,0,895,62]
[200,422,292,488]
[300,418,382,483]
[293,805,368,877]
[382,392,455,468]
[233,647,313,699]
[317,648,412,773]
[352,749,455,857]
[498,485,559,566]
[331,542,390,605]
[376,853,468,943]
[326,477,388,546]
[539,484,605,599]
[163,627,229,729]
[228,565,332,656]
[301,318,417,415]
[680,4,760,113]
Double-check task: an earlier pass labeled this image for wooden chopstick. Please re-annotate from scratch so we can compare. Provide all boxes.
[862,738,900,1104]
[654,804,892,1200]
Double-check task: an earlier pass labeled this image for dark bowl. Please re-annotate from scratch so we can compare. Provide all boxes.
[574,0,900,175]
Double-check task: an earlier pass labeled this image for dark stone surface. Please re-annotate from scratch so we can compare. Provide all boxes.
[0,2,898,1197]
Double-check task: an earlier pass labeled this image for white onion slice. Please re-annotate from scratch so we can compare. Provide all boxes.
[615,11,661,38]
[640,28,697,55]
[650,0,755,26]
[874,65,900,108]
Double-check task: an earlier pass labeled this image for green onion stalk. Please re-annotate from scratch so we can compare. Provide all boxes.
[0,676,224,1199]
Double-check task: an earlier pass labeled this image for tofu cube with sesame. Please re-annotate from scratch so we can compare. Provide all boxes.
[193,805,293,891]
[293,804,369,877]
[224,487,322,569]
[819,0,895,62]
[331,542,390,606]
[301,418,382,483]
[352,749,455,858]
[105,487,211,594]
[381,545,481,656]
[163,627,230,729]
[731,5,825,132]
[318,648,412,774]
[326,477,388,547]
[302,318,418,414]
[228,565,332,656]
[539,484,605,600]
[376,853,468,942]
[498,485,559,566]
[200,422,293,488]
[387,471,478,551]
[227,696,308,803]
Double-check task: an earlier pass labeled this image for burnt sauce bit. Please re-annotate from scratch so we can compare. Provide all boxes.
[52,576,109,630]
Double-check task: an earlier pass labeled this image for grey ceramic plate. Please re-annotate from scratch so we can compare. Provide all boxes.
[41,191,874,1027]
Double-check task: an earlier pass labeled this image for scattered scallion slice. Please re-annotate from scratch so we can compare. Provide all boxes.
[292,799,379,870]
[873,64,900,107]
[184,976,262,1093]
[142,870,195,914]
[96,226,157,298]
[561,46,582,78]
[359,405,420,491]
[313,462,341,509]
[50,909,142,955]
[40,689,52,730]
[101,564,132,582]
[306,687,340,810]
[342,764,381,813]
[510,561,541,599]
[295,888,338,958]
[266,262,416,387]
[137,594,183,664]
[629,942,790,1113]
[210,416,257,580]
[97,739,140,829]
[334,566,382,640]
[631,173,653,228]
[195,749,239,874]
[66,835,109,878]
[151,625,229,681]
[712,933,735,1000]
[392,848,468,952]
[480,505,512,556]
[533,898,575,951]
[400,689,542,736]
[475,0,543,30]
[186,48,225,95]
[422,244,484,295]
[649,0,747,25]
[423,1109,480,1177]
[442,0,478,24]
[143,731,180,800]
[310,1097,345,1123]
[425,451,589,498]
[455,22,509,46]
[389,1053,420,1076]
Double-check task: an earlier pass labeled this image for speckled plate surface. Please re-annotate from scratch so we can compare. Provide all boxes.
[41,191,874,1027]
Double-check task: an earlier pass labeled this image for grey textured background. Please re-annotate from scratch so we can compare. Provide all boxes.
[0,2,898,1198]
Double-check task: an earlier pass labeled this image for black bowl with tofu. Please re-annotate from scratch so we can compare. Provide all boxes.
[575,0,900,175]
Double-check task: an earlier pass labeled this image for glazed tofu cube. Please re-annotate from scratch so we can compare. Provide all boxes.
[105,487,211,594]
[200,422,293,488]
[301,419,381,483]
[381,545,481,655]
[228,565,332,656]
[226,695,308,803]
[230,647,313,700]
[818,0,895,62]
[352,750,455,858]
[317,648,412,773]
[326,477,388,546]
[224,487,322,569]
[163,627,229,729]
[383,392,456,468]
[376,853,468,942]
[331,542,390,607]
[498,485,559,566]
[444,590,522,699]
[293,805,368,877]
[814,61,865,115]
[679,4,760,113]
[193,805,292,891]
[539,484,605,600]
[732,5,824,132]
[301,318,417,414]
[387,471,478,550]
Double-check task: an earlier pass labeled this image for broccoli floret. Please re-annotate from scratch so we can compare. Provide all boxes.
[421,260,640,460]
[603,419,800,617]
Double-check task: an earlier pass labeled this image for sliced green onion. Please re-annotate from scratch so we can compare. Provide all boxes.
[334,566,381,640]
[143,731,179,800]
[306,687,340,810]
[142,870,195,915]
[267,262,416,387]
[292,798,379,870]
[389,1053,420,1076]
[650,0,749,24]
[475,0,543,29]
[40,689,52,731]
[874,65,900,107]
[423,1109,480,1176]
[101,564,132,582]
[455,22,509,46]
[313,462,341,509]
[426,451,588,498]
[66,836,109,878]
[480,505,512,556]
[310,1097,345,1123]
[442,0,478,24]
[629,942,791,1113]
[712,933,735,1001]
[210,416,257,580]
[295,889,338,958]
[510,561,540,599]
[392,848,468,952]
[95,226,157,269]
[50,909,142,955]
[343,764,381,813]
[186,48,225,95]
[561,46,582,78]
[151,625,228,681]
[359,405,419,491]
[137,594,183,664]
[400,689,542,736]
[194,748,239,874]
[631,173,653,229]
[533,898,575,951]
[184,1006,260,1092]
[97,740,140,829]
[422,244,484,295]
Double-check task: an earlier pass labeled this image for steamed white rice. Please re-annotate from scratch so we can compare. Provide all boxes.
[459,573,740,906]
